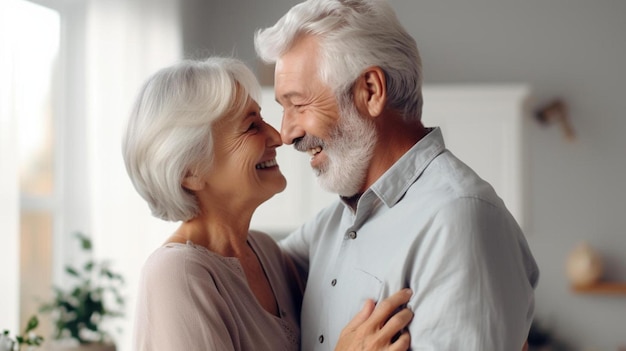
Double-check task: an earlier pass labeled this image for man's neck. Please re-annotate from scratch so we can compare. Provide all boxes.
[358,119,428,193]
[342,192,363,213]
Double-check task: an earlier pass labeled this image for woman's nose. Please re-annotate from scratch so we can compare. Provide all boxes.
[266,122,283,148]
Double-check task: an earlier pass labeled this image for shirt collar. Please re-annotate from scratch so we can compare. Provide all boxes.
[369,127,446,208]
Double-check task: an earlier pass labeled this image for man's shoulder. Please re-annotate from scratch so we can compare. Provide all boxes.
[423,150,501,200]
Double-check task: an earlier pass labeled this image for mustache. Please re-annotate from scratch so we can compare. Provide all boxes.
[293,135,326,152]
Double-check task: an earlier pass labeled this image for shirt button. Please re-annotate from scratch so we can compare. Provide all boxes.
[319,334,324,343]
[348,231,357,239]
[331,279,337,286]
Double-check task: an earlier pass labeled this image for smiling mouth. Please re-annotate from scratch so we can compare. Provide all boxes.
[256,158,278,169]
[294,136,325,157]
[307,146,323,158]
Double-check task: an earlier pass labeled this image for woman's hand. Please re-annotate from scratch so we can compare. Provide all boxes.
[335,288,413,351]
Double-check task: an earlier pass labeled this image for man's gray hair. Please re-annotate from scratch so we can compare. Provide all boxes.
[255,0,423,121]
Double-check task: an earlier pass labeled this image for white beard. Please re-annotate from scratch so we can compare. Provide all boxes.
[316,100,377,197]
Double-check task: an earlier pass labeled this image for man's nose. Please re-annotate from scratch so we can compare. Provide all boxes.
[280,109,304,145]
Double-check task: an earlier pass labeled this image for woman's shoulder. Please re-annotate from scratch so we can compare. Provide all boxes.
[248,230,286,264]
[248,230,280,249]
[141,242,225,282]
[145,241,203,263]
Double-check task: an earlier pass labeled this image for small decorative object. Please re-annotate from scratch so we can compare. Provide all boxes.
[534,99,576,141]
[39,232,124,351]
[1,315,44,351]
[566,242,604,287]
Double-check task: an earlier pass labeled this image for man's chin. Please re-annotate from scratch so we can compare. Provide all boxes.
[313,151,363,195]
[312,166,322,178]
[317,172,360,197]
[315,171,334,193]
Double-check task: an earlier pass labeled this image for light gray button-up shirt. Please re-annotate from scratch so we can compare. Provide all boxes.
[281,127,539,351]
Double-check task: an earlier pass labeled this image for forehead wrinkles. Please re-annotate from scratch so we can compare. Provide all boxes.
[276,35,320,81]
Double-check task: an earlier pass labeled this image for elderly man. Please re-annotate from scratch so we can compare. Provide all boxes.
[255,0,539,350]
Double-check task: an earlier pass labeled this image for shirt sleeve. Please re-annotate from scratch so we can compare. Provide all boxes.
[279,218,313,283]
[278,199,344,285]
[409,197,538,351]
[133,248,238,351]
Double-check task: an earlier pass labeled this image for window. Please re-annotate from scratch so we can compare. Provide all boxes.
[1,0,61,336]
[2,1,182,346]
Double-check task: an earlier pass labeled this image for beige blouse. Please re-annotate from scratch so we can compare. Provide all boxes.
[133,231,301,350]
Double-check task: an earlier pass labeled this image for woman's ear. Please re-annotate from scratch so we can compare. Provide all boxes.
[354,66,386,118]
[182,171,204,191]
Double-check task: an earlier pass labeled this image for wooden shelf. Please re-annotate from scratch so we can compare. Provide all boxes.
[571,282,626,295]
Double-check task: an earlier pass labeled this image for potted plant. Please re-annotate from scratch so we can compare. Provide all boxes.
[1,316,44,351]
[39,233,125,351]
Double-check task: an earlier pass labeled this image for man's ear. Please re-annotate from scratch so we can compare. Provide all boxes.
[354,66,386,118]
[182,171,204,191]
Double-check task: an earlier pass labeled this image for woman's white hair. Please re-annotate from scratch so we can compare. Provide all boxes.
[254,0,423,121]
[122,57,261,222]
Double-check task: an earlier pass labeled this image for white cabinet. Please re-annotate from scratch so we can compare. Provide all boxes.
[251,85,531,236]
[421,85,531,231]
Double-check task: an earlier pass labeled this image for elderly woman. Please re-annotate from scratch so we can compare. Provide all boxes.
[123,57,412,351]
[123,57,300,350]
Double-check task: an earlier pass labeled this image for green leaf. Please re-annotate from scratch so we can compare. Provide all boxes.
[75,232,92,251]
[25,315,39,333]
[24,333,44,346]
[38,232,126,345]
[65,266,80,277]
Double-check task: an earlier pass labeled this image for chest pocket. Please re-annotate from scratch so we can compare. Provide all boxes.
[329,267,384,334]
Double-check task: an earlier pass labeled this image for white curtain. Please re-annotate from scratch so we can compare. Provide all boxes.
[1,0,182,344]
[83,0,182,349]
[0,1,20,332]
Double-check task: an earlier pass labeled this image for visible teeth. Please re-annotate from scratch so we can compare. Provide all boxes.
[307,146,322,156]
[256,159,278,169]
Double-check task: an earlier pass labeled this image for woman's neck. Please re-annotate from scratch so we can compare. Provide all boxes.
[169,207,253,257]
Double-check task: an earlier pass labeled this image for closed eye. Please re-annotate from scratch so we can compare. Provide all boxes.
[294,102,308,109]
[288,104,305,113]
[247,122,259,132]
